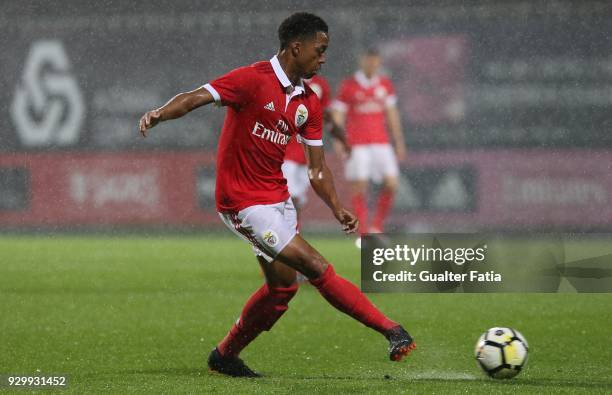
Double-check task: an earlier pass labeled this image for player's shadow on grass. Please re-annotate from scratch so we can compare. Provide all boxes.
[496,377,612,391]
[119,368,206,376]
[116,369,612,390]
[290,375,612,390]
[280,374,478,382]
[118,369,387,380]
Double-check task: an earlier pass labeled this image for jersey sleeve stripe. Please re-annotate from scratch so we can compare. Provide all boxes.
[385,95,398,108]
[331,99,348,112]
[203,83,222,106]
[300,137,323,146]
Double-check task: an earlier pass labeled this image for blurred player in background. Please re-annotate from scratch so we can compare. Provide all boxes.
[332,48,406,247]
[283,74,347,215]
[140,13,414,378]
[283,74,347,283]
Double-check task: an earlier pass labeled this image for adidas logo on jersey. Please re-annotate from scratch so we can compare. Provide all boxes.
[264,102,275,111]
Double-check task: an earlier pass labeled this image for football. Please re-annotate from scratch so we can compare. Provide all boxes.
[474,327,529,379]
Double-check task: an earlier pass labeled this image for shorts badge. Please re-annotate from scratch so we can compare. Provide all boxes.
[262,230,279,247]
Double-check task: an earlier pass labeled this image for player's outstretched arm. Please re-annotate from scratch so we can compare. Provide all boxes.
[331,109,351,155]
[385,105,407,161]
[324,110,351,155]
[138,86,215,137]
[304,144,358,234]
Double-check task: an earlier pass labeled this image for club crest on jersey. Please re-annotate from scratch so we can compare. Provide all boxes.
[262,230,279,247]
[295,104,308,127]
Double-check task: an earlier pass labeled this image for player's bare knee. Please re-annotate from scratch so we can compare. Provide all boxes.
[303,256,328,279]
[269,282,299,298]
[383,178,398,191]
[271,273,298,289]
[351,180,368,194]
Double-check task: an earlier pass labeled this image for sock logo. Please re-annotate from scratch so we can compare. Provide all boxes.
[262,230,279,247]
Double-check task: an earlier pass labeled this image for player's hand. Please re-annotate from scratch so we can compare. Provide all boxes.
[395,144,407,162]
[139,109,162,137]
[333,207,359,234]
[333,140,351,160]
[342,142,352,157]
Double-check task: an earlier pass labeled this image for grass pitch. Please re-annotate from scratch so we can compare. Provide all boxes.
[1,235,611,394]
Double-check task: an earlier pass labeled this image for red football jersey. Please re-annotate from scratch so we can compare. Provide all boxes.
[204,56,323,213]
[284,75,330,165]
[333,71,397,146]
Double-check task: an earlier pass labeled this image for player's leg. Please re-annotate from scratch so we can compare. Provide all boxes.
[209,254,298,377]
[215,200,414,366]
[274,234,415,360]
[282,161,310,227]
[282,161,311,282]
[371,144,400,233]
[282,160,303,209]
[211,202,300,370]
[372,175,397,233]
[258,254,298,287]
[351,180,369,235]
[345,146,371,236]
[215,255,298,356]
[275,234,393,330]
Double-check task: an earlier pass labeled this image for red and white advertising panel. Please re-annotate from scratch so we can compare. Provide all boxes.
[0,152,217,226]
[1,149,611,230]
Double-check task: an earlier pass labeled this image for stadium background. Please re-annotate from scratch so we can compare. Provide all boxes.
[2,2,612,393]
[2,0,611,232]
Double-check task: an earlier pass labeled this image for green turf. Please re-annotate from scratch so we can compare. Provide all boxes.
[1,235,611,394]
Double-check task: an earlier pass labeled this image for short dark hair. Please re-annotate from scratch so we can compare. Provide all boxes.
[278,12,328,50]
[363,47,380,57]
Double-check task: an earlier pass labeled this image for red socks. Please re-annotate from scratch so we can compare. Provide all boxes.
[373,189,394,231]
[217,266,397,358]
[351,193,368,235]
[217,283,298,358]
[309,265,397,334]
[354,189,394,233]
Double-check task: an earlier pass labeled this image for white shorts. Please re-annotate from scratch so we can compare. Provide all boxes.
[345,143,399,183]
[219,198,298,263]
[282,160,310,205]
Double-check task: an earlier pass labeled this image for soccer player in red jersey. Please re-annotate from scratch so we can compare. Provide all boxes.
[283,74,348,221]
[139,13,414,377]
[332,49,407,244]
[283,75,340,283]
[283,75,331,211]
